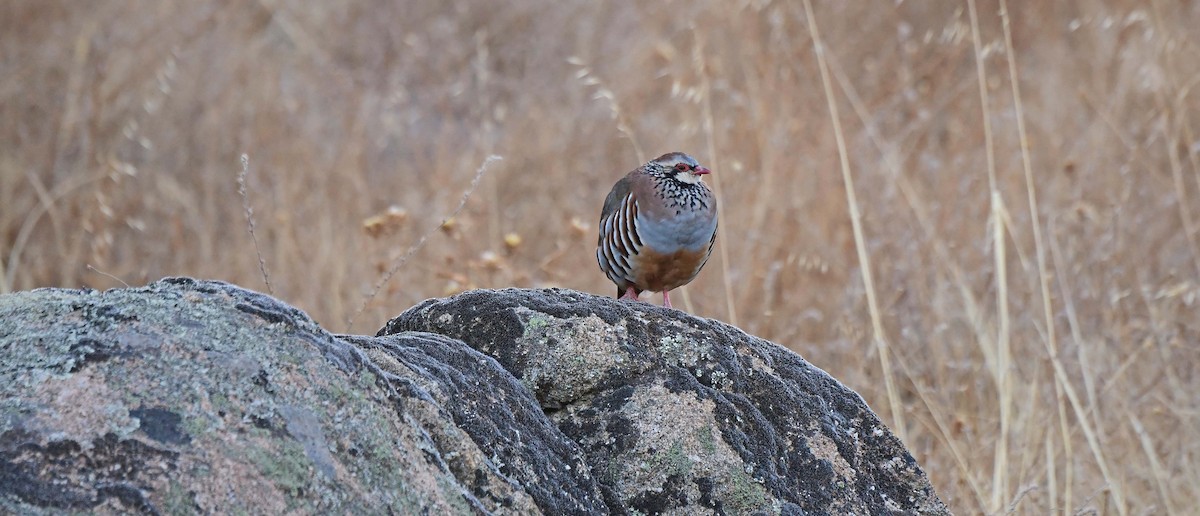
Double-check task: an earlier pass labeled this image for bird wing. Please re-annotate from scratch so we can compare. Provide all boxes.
[597,174,643,289]
[598,174,634,241]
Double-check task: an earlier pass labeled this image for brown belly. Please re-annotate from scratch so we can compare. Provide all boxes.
[631,246,709,292]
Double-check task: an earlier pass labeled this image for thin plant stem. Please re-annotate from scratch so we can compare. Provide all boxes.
[802,0,906,443]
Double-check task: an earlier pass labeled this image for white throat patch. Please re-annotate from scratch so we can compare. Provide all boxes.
[674,171,703,185]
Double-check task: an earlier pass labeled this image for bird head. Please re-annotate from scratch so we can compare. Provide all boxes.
[648,152,711,185]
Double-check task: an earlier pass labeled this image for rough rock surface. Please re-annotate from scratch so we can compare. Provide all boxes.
[0,278,603,514]
[1,278,947,515]
[384,288,948,515]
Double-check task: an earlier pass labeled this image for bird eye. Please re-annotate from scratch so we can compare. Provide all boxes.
[675,163,690,172]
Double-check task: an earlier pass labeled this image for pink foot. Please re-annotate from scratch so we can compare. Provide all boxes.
[662,290,672,308]
[620,287,640,301]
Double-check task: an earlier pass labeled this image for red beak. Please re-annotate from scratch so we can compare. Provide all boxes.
[694,166,712,175]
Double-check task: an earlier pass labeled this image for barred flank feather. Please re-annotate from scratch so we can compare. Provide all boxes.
[597,193,641,293]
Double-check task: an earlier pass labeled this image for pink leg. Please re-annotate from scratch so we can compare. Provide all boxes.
[621,287,639,301]
[662,290,672,308]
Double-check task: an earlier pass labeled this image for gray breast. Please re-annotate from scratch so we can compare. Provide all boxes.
[636,207,716,252]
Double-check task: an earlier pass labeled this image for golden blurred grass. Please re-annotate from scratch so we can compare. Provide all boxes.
[3,1,1198,513]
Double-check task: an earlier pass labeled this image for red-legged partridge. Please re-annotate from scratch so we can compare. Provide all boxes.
[596,152,718,309]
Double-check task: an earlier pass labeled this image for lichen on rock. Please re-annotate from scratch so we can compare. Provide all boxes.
[1,279,947,515]
[384,287,949,515]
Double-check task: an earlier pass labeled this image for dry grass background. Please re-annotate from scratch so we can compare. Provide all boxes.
[2,1,1198,513]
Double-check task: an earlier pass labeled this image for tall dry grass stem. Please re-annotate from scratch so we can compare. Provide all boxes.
[691,26,739,325]
[965,1,1013,510]
[801,0,905,444]
[1128,412,1179,515]
[825,49,989,512]
[998,3,1085,513]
